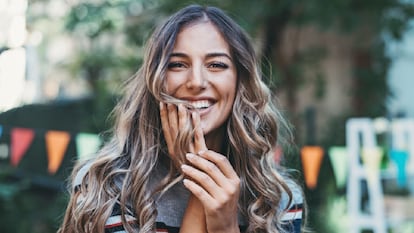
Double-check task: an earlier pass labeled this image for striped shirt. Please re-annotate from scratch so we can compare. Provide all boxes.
[74,163,303,233]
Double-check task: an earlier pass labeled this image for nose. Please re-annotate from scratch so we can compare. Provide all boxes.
[186,66,207,90]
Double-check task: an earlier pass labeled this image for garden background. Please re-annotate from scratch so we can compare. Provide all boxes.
[1,0,414,232]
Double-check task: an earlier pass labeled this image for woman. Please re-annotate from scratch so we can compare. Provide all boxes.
[59,4,305,233]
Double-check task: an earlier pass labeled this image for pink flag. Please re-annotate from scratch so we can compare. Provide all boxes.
[273,146,283,164]
[11,128,35,167]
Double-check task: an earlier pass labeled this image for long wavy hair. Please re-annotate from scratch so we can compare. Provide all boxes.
[59,4,299,233]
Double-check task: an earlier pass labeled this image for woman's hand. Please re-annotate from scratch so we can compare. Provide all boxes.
[160,102,207,233]
[160,102,189,159]
[182,111,241,233]
[160,103,240,233]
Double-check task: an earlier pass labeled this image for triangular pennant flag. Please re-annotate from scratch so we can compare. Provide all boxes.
[0,143,9,159]
[328,146,349,189]
[360,147,383,185]
[76,133,101,160]
[11,128,35,167]
[273,146,283,165]
[389,149,409,187]
[45,130,71,174]
[301,146,324,189]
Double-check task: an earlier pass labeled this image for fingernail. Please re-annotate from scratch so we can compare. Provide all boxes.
[181,164,190,171]
[186,153,195,160]
[159,102,164,109]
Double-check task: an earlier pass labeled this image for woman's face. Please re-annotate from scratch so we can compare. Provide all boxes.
[165,21,237,138]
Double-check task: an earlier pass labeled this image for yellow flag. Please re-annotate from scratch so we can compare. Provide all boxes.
[360,147,383,185]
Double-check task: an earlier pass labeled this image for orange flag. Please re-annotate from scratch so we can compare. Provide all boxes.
[45,130,71,174]
[11,128,35,167]
[301,146,324,189]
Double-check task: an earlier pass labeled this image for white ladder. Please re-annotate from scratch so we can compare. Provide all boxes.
[346,118,386,233]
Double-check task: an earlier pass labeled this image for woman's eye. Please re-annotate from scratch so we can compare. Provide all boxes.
[208,62,228,69]
[167,62,186,69]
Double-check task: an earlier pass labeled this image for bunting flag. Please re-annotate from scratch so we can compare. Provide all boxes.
[389,149,409,187]
[76,133,101,160]
[273,146,282,164]
[0,143,8,159]
[301,146,324,189]
[45,130,71,174]
[0,126,5,159]
[11,127,35,167]
[328,146,348,189]
[360,147,383,185]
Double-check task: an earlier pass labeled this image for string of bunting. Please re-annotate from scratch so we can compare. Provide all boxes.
[299,145,411,190]
[0,124,411,185]
[0,124,102,174]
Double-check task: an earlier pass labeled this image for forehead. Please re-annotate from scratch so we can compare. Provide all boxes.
[173,21,231,53]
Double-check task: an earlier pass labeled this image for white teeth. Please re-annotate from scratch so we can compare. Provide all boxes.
[189,100,212,109]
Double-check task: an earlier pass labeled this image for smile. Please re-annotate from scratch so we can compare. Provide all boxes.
[188,100,213,110]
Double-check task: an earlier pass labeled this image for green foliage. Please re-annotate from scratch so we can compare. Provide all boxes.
[352,43,391,117]
[0,98,109,233]
[0,178,68,233]
[3,1,413,233]
[61,0,414,120]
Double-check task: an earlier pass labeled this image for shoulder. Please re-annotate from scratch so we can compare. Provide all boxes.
[279,178,304,217]
[281,178,304,208]
[72,161,93,190]
[279,178,304,232]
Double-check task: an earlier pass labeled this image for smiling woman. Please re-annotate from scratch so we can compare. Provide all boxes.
[165,21,237,145]
[58,4,305,233]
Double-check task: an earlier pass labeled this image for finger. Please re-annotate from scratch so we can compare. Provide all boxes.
[182,163,221,198]
[192,111,207,153]
[185,152,230,189]
[160,102,174,156]
[198,150,239,180]
[167,103,179,135]
[179,104,196,154]
[181,164,218,191]
[183,178,215,207]
[178,104,188,130]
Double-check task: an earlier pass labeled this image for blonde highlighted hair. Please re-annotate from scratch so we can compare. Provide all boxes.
[59,4,300,233]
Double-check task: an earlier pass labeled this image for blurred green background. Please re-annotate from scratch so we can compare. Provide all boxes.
[1,0,414,232]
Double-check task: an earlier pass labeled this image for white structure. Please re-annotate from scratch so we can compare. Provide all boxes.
[346,118,387,233]
[346,118,414,233]
[0,0,42,112]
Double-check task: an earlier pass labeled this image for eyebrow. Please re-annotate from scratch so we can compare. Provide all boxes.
[170,52,233,61]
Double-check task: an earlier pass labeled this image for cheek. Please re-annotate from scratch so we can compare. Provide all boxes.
[226,78,237,102]
[164,76,179,95]
[165,72,189,95]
